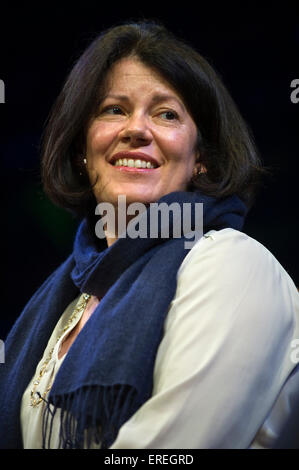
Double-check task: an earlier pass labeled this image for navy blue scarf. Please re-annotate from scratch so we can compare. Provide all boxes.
[0,191,247,448]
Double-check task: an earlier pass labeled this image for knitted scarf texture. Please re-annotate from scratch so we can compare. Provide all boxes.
[0,190,247,448]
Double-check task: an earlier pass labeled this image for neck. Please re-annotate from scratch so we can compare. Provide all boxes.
[100,198,150,248]
[103,210,141,248]
[105,232,118,247]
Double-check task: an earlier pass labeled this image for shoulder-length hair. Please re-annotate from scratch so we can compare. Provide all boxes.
[41,20,266,218]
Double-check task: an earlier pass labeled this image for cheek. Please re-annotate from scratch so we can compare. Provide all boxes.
[86,122,120,156]
[157,128,197,167]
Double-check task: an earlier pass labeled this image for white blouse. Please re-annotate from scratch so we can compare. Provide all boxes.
[21,228,299,449]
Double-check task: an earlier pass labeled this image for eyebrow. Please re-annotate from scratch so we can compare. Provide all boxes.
[101,93,186,112]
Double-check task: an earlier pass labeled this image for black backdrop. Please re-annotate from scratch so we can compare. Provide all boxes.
[0,3,298,339]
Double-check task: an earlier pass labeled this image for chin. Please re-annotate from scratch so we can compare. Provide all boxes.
[105,191,157,207]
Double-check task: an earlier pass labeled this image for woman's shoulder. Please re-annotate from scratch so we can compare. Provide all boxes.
[173,228,299,351]
[181,227,295,284]
[184,227,278,259]
[177,228,299,320]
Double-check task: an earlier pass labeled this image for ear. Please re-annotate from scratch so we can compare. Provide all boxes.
[73,154,88,177]
[193,152,207,174]
[198,163,207,174]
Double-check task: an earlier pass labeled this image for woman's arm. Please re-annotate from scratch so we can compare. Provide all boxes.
[110,229,299,449]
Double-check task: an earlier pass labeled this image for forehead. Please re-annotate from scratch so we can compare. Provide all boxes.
[104,57,181,98]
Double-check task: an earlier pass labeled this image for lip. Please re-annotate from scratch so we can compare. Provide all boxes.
[109,151,161,168]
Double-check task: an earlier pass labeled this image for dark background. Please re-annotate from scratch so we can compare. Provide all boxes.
[0,3,298,339]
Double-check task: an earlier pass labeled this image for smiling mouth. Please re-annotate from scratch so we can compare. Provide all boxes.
[109,152,160,170]
[113,158,157,169]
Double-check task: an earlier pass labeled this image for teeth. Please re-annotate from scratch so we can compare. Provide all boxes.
[113,158,156,168]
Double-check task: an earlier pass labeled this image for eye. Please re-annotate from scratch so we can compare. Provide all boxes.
[159,110,178,121]
[101,105,124,115]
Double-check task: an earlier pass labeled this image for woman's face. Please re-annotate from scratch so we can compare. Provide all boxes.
[85,57,199,208]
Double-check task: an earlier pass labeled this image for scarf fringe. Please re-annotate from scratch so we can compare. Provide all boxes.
[42,384,138,449]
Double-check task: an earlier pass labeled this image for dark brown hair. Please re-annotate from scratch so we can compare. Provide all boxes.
[40,20,266,218]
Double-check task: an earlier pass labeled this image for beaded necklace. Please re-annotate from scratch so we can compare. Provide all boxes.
[30,293,91,407]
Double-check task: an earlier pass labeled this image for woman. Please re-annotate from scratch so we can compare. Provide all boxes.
[0,21,298,449]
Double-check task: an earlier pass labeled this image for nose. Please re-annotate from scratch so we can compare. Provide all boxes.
[119,112,153,147]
